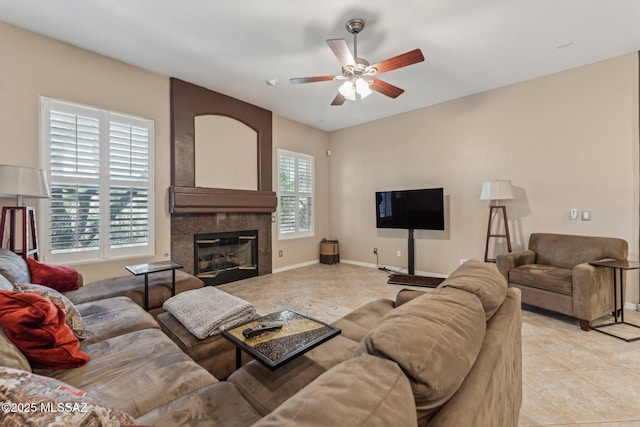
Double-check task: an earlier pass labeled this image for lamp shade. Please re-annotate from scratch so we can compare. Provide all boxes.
[0,165,51,201]
[480,180,515,201]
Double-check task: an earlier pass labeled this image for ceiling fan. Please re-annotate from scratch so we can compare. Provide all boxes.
[290,18,425,105]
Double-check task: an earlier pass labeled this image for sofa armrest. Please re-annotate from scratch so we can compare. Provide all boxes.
[395,288,426,307]
[572,261,621,321]
[496,250,535,281]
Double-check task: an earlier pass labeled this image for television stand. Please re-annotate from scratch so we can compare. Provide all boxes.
[407,228,415,275]
[387,228,445,287]
[387,273,444,288]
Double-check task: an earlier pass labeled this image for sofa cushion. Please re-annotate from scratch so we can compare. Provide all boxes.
[509,264,572,295]
[0,326,31,372]
[14,283,85,340]
[331,298,394,342]
[0,291,89,370]
[0,366,136,426]
[395,288,426,307]
[136,382,263,427]
[26,257,79,292]
[437,259,507,319]
[0,273,12,291]
[0,249,30,284]
[254,354,417,427]
[36,328,218,418]
[228,334,358,416]
[77,296,159,346]
[64,270,203,311]
[354,287,486,426]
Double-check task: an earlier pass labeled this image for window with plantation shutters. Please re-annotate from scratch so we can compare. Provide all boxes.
[277,149,314,239]
[40,98,154,262]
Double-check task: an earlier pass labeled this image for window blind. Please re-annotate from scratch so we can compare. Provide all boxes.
[278,149,314,239]
[42,98,154,261]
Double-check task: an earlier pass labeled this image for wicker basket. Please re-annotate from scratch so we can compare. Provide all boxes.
[319,239,340,264]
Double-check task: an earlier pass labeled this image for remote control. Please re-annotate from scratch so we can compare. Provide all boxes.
[242,322,283,338]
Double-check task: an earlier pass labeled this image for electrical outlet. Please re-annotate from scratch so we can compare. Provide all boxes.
[396,250,401,257]
[460,259,468,265]
[373,248,378,255]
[278,250,283,257]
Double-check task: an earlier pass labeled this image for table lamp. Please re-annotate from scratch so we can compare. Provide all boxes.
[0,165,51,259]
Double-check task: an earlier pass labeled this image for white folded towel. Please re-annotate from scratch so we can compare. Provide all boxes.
[163,286,256,339]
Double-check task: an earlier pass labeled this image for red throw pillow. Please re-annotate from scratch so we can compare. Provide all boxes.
[0,291,90,369]
[26,258,79,292]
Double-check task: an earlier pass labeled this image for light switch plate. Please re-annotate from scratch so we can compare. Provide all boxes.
[581,211,591,221]
[570,209,578,220]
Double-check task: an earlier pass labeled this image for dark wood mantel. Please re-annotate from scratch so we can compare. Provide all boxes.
[170,186,277,214]
[169,78,277,214]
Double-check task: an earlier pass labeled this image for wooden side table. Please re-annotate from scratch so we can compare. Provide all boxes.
[589,259,640,342]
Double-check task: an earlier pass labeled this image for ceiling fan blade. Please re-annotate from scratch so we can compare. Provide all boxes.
[331,93,346,106]
[327,39,356,68]
[370,78,405,98]
[369,49,425,74]
[290,75,337,84]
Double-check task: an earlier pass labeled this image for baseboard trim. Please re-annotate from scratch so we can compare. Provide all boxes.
[272,260,319,274]
[340,259,448,279]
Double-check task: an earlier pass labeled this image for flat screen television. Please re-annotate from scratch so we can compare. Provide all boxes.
[375,188,445,230]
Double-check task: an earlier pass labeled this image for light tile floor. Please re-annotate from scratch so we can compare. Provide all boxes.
[218,262,640,427]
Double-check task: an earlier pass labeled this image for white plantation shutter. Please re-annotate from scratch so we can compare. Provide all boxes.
[41,98,154,262]
[297,156,313,232]
[278,149,314,239]
[108,118,151,249]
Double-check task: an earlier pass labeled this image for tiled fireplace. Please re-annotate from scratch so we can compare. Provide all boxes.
[171,213,272,285]
[194,229,258,285]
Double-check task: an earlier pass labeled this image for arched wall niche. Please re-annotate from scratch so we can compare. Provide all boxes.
[169,78,276,213]
[194,114,258,191]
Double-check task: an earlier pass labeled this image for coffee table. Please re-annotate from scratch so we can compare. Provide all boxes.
[222,308,341,370]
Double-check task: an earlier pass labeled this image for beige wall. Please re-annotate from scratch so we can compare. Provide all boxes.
[329,53,640,303]
[272,115,331,271]
[0,22,171,283]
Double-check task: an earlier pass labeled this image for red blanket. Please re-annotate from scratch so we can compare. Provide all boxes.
[0,291,89,369]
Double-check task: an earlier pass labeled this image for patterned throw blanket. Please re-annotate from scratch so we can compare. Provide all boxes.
[163,287,256,339]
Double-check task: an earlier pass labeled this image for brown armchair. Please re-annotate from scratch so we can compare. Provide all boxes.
[496,233,628,330]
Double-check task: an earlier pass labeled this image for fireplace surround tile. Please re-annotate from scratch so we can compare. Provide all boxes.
[171,213,272,283]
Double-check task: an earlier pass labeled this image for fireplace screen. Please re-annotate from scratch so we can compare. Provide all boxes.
[194,230,258,285]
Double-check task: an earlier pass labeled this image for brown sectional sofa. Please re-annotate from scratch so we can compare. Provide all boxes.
[0,257,522,426]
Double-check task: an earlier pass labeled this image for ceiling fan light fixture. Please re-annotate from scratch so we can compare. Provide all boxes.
[339,80,355,97]
[355,78,372,98]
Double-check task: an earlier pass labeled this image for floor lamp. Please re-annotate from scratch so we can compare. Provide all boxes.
[480,180,515,263]
[0,165,51,260]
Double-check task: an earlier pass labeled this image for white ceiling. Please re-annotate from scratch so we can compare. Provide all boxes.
[2,0,640,132]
